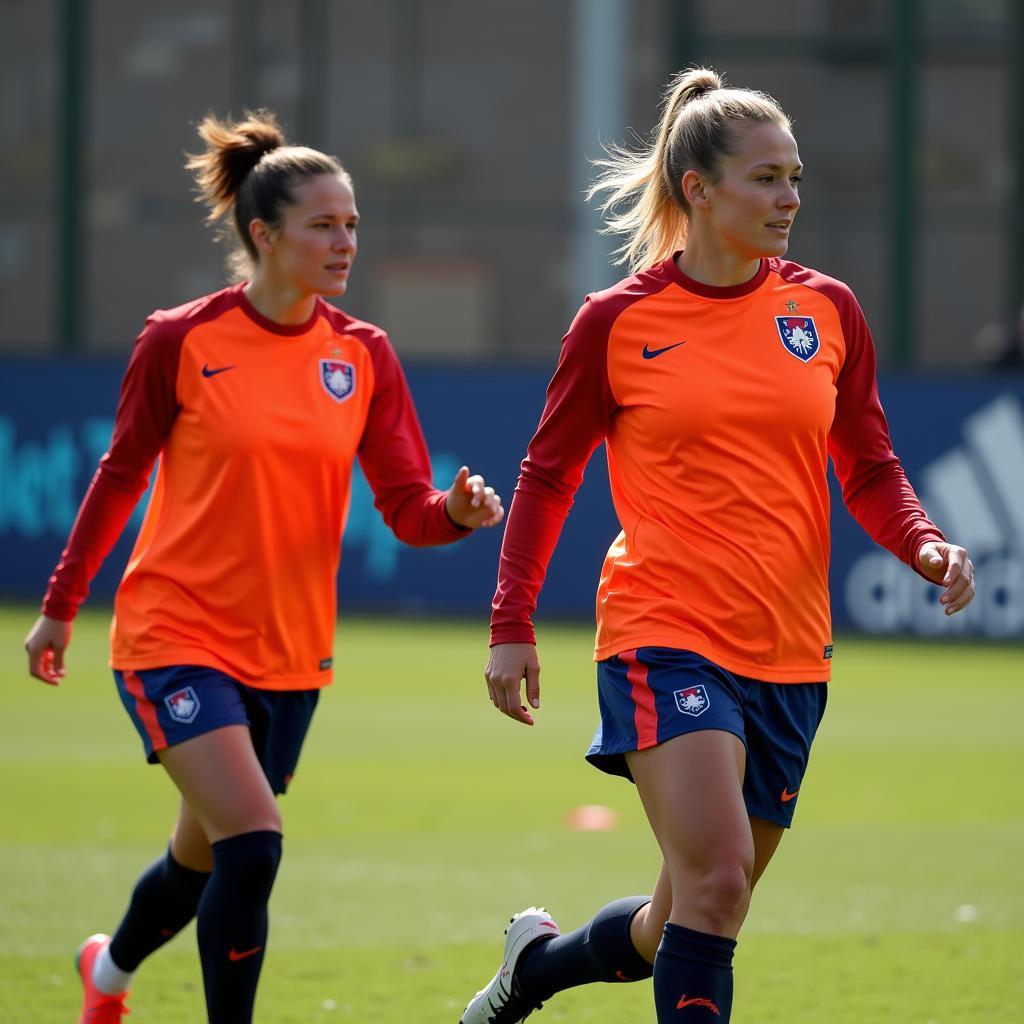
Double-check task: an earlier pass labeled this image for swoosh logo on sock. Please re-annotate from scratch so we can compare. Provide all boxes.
[677,994,721,1014]
[228,945,263,962]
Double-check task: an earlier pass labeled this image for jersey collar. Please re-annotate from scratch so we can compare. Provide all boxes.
[235,283,324,336]
[664,253,770,299]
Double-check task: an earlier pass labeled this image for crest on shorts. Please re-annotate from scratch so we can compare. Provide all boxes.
[319,359,356,402]
[775,316,820,362]
[673,684,710,717]
[165,686,200,723]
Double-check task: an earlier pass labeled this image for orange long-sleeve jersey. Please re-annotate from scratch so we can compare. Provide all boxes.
[43,284,467,690]
[491,256,943,682]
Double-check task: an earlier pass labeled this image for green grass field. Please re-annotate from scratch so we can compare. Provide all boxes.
[2,605,1022,1022]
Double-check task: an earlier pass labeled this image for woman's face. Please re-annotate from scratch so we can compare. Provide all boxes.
[699,120,802,261]
[259,173,359,297]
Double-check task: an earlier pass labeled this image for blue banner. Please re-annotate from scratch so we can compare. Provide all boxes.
[831,379,1024,639]
[2,358,1021,638]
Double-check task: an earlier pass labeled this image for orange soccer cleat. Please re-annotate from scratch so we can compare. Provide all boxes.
[75,934,130,1023]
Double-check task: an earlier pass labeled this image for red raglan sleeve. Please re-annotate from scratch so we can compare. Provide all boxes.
[490,297,619,646]
[357,331,467,546]
[825,284,945,578]
[41,317,184,620]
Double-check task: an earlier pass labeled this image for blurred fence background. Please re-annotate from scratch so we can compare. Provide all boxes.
[2,0,1022,637]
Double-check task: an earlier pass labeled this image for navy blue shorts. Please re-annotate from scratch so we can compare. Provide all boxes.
[586,648,827,827]
[113,665,319,795]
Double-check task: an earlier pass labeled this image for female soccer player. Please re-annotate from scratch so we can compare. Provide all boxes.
[462,68,975,1024]
[24,109,504,1024]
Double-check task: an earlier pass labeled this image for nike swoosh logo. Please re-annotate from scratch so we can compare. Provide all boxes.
[642,341,687,359]
[227,945,263,962]
[781,788,799,802]
[677,994,721,1014]
[202,363,236,377]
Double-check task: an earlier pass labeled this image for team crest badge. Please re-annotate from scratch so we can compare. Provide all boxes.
[165,687,200,723]
[674,684,710,717]
[319,359,356,402]
[775,316,821,362]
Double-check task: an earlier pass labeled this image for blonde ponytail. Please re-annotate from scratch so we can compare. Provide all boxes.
[588,67,790,272]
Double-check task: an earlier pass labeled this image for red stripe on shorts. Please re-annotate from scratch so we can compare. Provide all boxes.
[621,649,658,749]
[122,669,168,751]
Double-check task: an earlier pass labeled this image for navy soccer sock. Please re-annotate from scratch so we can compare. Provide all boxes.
[108,845,211,972]
[517,895,654,1002]
[196,830,283,1024]
[653,922,736,1022]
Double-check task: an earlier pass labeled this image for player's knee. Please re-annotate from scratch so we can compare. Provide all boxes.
[692,861,751,932]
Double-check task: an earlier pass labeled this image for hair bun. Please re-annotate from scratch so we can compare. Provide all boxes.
[187,109,288,223]
[674,68,723,107]
[239,119,285,162]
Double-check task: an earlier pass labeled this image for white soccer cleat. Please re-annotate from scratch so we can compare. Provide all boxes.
[460,907,560,1024]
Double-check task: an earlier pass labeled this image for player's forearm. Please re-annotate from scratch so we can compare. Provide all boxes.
[42,463,152,619]
[840,458,944,575]
[489,473,577,645]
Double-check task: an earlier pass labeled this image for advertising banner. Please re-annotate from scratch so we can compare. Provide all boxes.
[2,359,1021,638]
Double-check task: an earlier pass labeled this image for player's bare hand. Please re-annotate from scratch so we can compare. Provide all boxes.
[446,465,504,529]
[918,541,976,615]
[485,642,540,726]
[24,614,72,686]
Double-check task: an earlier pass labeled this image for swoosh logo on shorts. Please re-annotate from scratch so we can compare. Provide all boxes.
[202,363,236,377]
[642,341,687,359]
[781,787,799,802]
